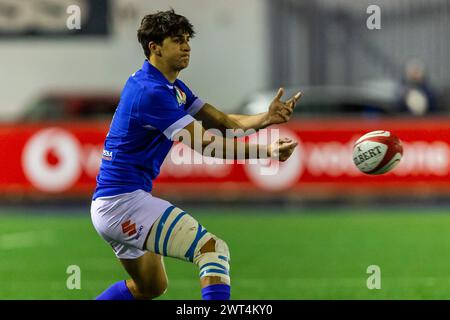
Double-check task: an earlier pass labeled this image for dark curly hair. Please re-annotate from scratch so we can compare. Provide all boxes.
[137,9,195,59]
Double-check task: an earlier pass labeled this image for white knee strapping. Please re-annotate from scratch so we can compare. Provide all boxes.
[194,237,230,285]
[145,205,230,284]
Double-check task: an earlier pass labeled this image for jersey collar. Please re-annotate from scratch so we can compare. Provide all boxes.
[142,60,175,86]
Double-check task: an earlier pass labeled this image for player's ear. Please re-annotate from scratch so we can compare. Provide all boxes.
[149,41,162,57]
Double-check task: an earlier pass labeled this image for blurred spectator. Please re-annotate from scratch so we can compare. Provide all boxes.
[398,59,438,116]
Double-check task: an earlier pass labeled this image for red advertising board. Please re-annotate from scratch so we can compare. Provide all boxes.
[0,118,449,200]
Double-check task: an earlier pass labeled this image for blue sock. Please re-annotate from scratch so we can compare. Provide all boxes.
[95,280,135,300]
[201,284,231,300]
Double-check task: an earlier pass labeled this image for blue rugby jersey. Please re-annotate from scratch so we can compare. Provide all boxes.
[93,60,205,199]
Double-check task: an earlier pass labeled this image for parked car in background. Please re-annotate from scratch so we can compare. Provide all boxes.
[238,81,402,118]
[18,91,120,122]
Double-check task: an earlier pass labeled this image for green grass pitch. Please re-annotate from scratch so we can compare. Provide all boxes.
[1,207,450,300]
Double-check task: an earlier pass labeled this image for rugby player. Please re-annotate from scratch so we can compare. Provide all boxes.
[91,9,301,300]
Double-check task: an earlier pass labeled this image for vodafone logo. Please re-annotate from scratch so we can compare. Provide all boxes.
[395,141,449,176]
[22,128,82,192]
[244,128,304,191]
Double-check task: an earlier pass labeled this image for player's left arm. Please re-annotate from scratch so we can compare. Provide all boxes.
[195,88,302,134]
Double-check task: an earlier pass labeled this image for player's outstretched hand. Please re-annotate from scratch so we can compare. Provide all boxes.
[268,137,298,162]
[266,88,302,125]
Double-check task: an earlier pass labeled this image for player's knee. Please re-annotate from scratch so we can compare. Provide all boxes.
[200,237,217,253]
[200,237,230,254]
[195,236,231,284]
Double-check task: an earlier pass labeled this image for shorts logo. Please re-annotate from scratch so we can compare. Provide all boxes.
[121,220,137,236]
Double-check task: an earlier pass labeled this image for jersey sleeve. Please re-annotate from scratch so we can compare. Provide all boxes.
[177,80,205,116]
[138,86,196,140]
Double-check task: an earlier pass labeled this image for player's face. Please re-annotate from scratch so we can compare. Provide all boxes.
[160,33,191,71]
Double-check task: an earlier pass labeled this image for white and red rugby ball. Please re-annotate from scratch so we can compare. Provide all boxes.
[353,130,403,175]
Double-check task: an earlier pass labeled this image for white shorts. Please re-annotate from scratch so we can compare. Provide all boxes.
[90,189,173,259]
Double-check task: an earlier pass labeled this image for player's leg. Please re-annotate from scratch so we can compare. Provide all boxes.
[92,191,230,300]
[91,190,171,300]
[94,244,168,300]
[95,209,230,300]
[196,237,231,300]
[145,205,231,300]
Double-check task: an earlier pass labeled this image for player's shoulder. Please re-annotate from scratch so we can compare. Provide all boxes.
[135,83,177,110]
[128,73,171,97]
[143,83,174,100]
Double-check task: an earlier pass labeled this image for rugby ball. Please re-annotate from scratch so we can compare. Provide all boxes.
[353,130,403,175]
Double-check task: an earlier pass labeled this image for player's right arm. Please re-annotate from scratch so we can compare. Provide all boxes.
[137,86,297,161]
[194,88,302,134]
[174,120,297,161]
